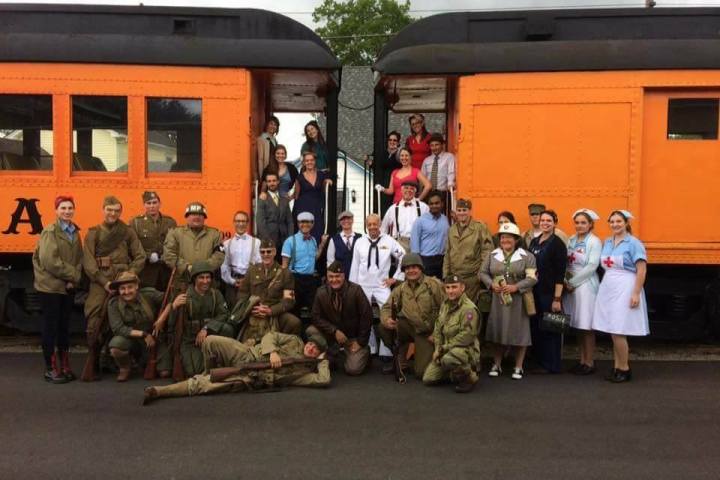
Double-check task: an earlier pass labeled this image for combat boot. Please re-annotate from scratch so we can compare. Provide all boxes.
[454,370,478,394]
[59,350,76,381]
[44,353,69,384]
[110,348,131,382]
[143,380,191,405]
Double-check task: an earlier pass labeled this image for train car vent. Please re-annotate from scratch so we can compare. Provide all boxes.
[173,18,196,35]
[523,17,554,41]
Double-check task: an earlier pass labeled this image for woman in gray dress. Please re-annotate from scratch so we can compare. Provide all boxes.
[479,222,538,380]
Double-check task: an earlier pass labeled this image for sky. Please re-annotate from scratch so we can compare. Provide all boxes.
[3,0,720,29]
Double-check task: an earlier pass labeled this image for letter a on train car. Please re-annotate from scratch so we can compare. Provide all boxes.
[3,198,43,235]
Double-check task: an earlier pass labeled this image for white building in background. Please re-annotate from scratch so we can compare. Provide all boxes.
[336,152,373,233]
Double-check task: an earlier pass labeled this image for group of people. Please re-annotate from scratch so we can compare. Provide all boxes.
[31,115,649,402]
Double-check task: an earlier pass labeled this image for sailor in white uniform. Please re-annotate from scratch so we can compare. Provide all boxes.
[350,214,405,356]
[592,210,649,383]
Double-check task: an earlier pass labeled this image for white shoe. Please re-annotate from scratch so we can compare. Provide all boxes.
[511,368,524,380]
[488,364,502,377]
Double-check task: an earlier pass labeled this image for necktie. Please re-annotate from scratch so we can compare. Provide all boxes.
[271,192,279,206]
[345,235,352,249]
[367,238,381,269]
[332,290,342,312]
[404,202,413,207]
[431,154,439,189]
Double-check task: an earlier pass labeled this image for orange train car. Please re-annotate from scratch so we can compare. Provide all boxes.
[0,5,340,331]
[374,8,720,340]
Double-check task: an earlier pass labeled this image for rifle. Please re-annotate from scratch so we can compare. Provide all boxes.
[209,357,319,383]
[144,267,177,380]
[391,297,407,384]
[80,294,113,382]
[171,283,189,382]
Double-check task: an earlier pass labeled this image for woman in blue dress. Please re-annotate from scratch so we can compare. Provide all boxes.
[292,150,333,242]
[592,210,649,383]
[564,208,602,375]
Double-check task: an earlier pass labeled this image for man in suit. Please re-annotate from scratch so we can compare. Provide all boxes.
[257,171,294,261]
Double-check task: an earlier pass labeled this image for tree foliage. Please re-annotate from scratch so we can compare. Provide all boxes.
[313,0,413,65]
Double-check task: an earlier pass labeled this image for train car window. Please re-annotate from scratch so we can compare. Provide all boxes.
[667,98,719,140]
[146,98,202,173]
[0,94,53,170]
[72,96,128,172]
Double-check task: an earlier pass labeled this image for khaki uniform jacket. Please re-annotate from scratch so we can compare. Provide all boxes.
[311,281,373,346]
[108,288,163,338]
[256,332,330,387]
[163,225,225,276]
[170,286,231,340]
[32,220,83,294]
[442,220,493,279]
[130,213,177,258]
[236,262,294,317]
[380,275,445,335]
[433,293,480,357]
[82,221,146,288]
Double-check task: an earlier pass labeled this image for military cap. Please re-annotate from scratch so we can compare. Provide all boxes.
[306,333,328,353]
[401,253,424,271]
[190,260,214,280]
[327,261,344,274]
[428,132,445,144]
[528,203,546,215]
[103,195,122,207]
[142,191,160,203]
[456,198,472,209]
[337,210,354,221]
[498,222,521,238]
[185,201,207,218]
[401,179,418,189]
[259,239,276,250]
[110,271,139,290]
[443,274,464,285]
[297,211,315,223]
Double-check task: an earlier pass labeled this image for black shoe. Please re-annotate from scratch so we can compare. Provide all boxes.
[604,368,618,381]
[568,363,584,374]
[573,364,596,376]
[606,368,632,383]
[380,357,394,375]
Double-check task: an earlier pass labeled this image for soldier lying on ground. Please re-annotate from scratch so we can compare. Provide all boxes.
[142,331,330,405]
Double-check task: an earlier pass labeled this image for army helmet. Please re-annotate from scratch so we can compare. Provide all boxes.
[401,253,424,271]
[190,260,215,281]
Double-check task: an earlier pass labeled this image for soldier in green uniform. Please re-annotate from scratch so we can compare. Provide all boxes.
[142,331,330,405]
[422,275,481,393]
[378,253,445,378]
[106,271,171,382]
[522,203,569,247]
[163,201,225,287]
[82,196,146,340]
[163,261,234,377]
[442,198,493,314]
[229,239,301,344]
[130,191,177,290]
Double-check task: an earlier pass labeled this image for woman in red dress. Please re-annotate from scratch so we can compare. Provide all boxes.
[377,147,431,204]
[405,113,432,169]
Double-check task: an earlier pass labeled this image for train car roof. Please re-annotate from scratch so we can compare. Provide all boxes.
[374,7,720,76]
[0,4,340,71]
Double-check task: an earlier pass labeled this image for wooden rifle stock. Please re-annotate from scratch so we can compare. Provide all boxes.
[390,297,406,384]
[144,267,177,380]
[171,284,189,382]
[209,357,319,383]
[80,294,113,382]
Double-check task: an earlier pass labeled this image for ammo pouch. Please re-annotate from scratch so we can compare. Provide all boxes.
[96,256,112,269]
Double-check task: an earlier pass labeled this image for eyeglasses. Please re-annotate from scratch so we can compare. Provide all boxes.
[260,249,274,254]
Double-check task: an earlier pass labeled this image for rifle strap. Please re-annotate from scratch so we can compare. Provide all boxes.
[94,222,130,257]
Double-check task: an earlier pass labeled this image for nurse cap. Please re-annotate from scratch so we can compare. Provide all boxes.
[609,209,634,220]
[572,208,600,221]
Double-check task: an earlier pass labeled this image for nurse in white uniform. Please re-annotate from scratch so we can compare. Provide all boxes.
[592,210,649,383]
[564,209,602,375]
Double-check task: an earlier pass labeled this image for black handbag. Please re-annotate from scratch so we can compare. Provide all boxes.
[540,312,571,334]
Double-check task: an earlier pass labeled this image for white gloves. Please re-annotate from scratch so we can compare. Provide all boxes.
[149,252,160,264]
[374,184,385,192]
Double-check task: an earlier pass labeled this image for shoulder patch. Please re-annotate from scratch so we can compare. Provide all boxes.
[465,311,475,326]
[214,243,225,253]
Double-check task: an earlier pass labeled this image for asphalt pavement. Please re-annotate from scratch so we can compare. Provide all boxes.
[1,353,719,480]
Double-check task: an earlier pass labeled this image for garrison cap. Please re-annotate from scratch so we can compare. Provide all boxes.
[528,203,546,215]
[259,239,276,250]
[190,261,214,280]
[401,179,418,189]
[443,274,464,285]
[297,212,315,223]
[306,333,328,353]
[456,198,472,209]
[401,253,424,271]
[185,202,207,218]
[142,191,160,203]
[110,271,139,290]
[337,210,354,221]
[327,261,344,274]
[103,195,122,207]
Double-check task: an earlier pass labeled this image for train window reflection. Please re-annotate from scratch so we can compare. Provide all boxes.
[72,96,128,172]
[147,98,202,173]
[0,94,53,170]
[667,98,719,140]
